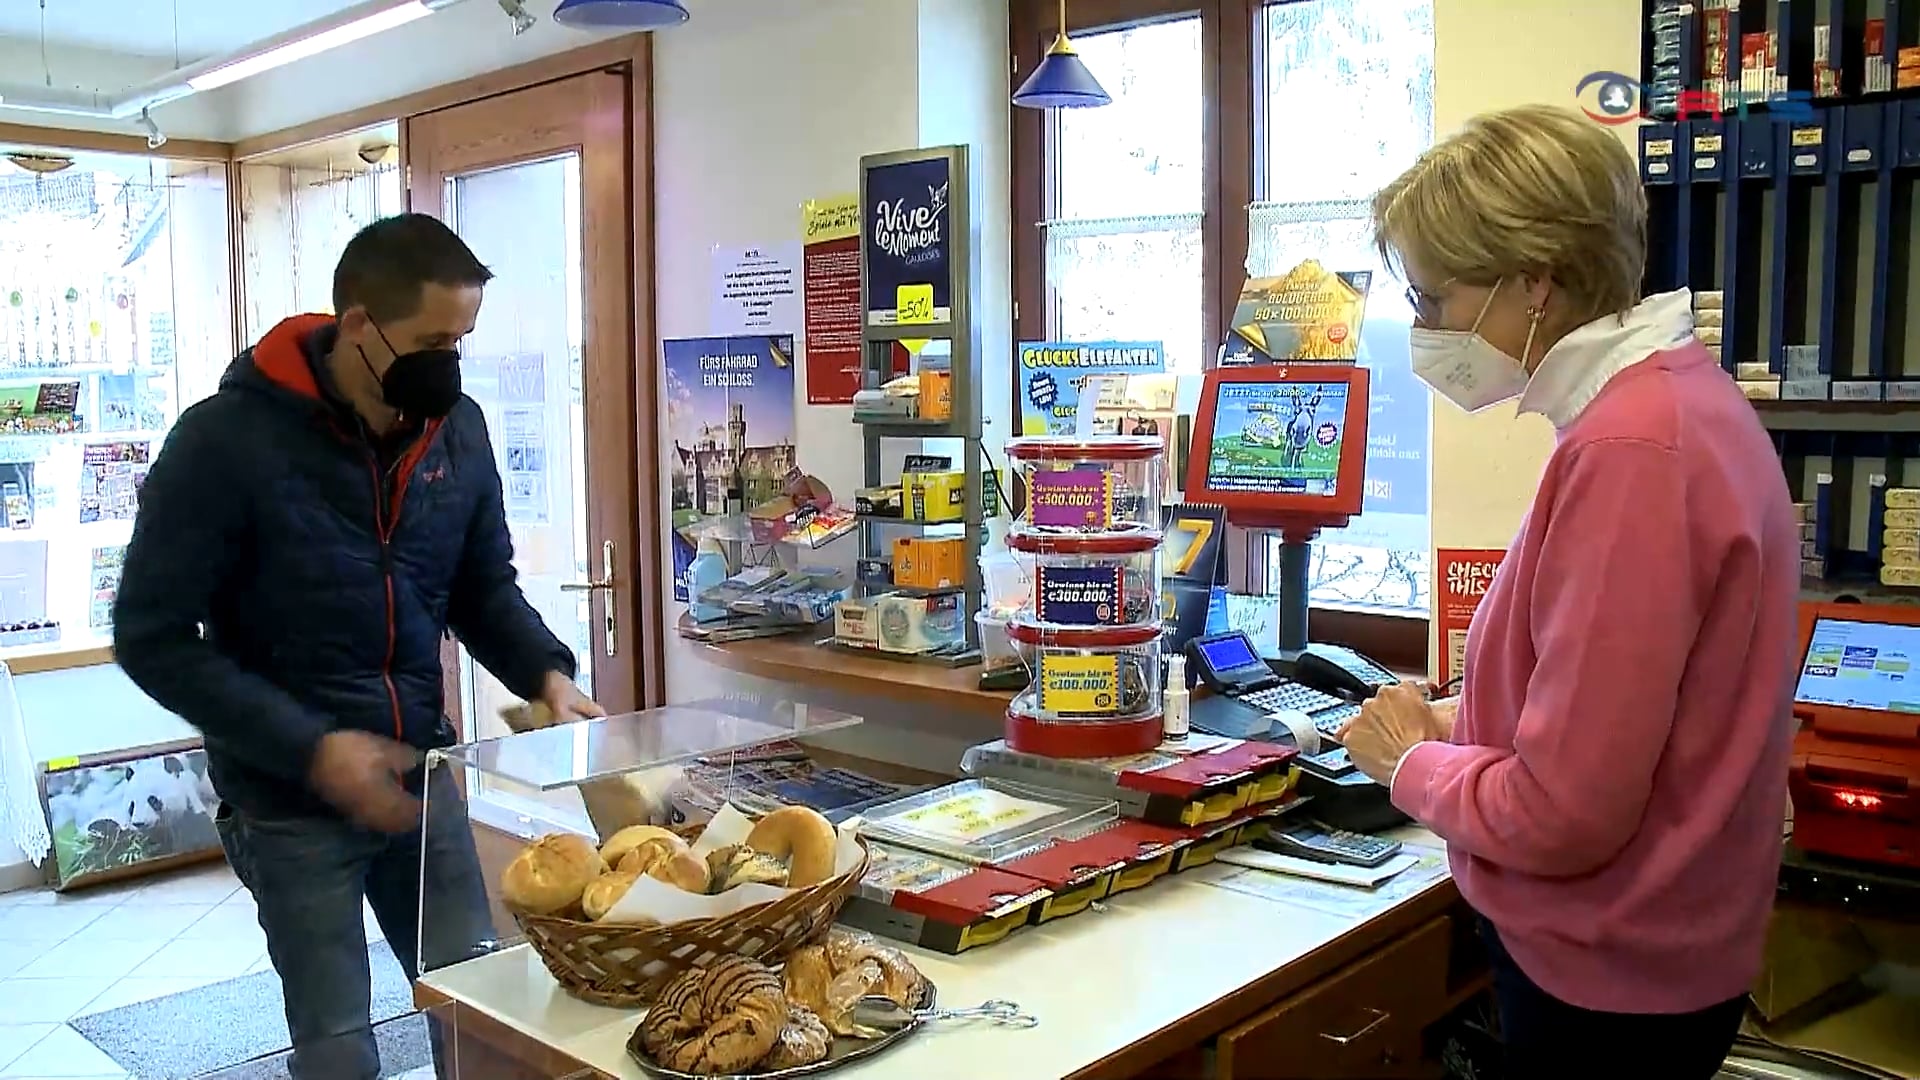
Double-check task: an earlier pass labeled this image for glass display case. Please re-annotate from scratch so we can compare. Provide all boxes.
[414,696,861,984]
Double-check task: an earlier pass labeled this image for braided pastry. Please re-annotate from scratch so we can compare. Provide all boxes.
[636,957,787,1075]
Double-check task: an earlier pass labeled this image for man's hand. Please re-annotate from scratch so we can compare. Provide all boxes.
[309,730,423,833]
[1338,682,1445,786]
[540,671,605,720]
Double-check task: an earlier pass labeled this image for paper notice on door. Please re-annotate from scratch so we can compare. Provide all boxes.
[496,354,546,404]
[501,406,549,525]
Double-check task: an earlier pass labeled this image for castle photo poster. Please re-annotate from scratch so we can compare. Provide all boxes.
[662,335,798,602]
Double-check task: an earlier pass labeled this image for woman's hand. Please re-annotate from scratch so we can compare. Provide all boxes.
[1338,682,1446,786]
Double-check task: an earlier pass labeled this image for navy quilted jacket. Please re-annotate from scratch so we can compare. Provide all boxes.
[115,314,574,819]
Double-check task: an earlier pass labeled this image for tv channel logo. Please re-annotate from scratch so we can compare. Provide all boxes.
[1573,71,1815,125]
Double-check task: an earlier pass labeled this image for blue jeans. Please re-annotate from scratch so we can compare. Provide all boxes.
[215,770,496,1080]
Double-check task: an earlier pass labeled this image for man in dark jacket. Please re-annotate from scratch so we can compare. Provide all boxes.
[114,214,599,1079]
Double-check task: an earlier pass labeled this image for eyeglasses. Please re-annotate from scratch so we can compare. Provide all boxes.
[1404,277,1455,324]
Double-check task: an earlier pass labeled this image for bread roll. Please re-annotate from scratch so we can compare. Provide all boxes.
[744,806,838,888]
[500,833,605,915]
[581,871,640,921]
[706,843,790,892]
[651,848,712,893]
[601,824,682,869]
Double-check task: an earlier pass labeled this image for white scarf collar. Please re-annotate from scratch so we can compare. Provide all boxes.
[1516,288,1696,429]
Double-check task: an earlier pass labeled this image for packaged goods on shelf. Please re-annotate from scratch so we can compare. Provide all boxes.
[1805,557,1830,581]
[1736,361,1774,381]
[833,598,879,647]
[854,485,904,518]
[1886,489,1920,511]
[872,592,965,653]
[1784,345,1822,380]
[1782,380,1831,402]
[892,536,965,590]
[1696,308,1725,329]
[1696,325,1723,346]
[1881,565,1920,588]
[1693,290,1724,310]
[1795,502,1817,523]
[1739,379,1782,400]
[1887,528,1920,548]
[1888,508,1920,530]
[1883,547,1920,570]
[1833,381,1885,402]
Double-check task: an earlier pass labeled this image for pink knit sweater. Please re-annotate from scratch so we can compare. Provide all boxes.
[1392,340,1798,1014]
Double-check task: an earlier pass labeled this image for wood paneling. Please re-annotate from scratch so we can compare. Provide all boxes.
[0,123,230,162]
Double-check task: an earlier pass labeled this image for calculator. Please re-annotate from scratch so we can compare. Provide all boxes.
[1253,820,1403,868]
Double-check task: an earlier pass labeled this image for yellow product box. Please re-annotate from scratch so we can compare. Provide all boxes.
[1880,564,1920,588]
[1884,488,1920,510]
[892,536,965,589]
[1883,547,1920,570]
[906,470,967,523]
[1885,528,1920,549]
[1738,378,1781,400]
[1794,502,1816,523]
[918,369,953,422]
[1735,361,1774,380]
[1886,508,1920,530]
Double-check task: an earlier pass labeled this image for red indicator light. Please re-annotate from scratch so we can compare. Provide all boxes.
[1833,790,1885,812]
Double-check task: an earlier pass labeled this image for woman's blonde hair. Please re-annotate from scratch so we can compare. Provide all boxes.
[1371,103,1647,324]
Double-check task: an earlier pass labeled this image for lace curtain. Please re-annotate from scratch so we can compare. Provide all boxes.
[0,664,50,864]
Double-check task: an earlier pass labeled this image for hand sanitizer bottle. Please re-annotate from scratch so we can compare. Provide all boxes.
[1163,653,1190,742]
[688,538,730,623]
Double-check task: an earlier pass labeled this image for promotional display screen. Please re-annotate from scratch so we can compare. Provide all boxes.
[1794,618,1920,712]
[1202,381,1350,496]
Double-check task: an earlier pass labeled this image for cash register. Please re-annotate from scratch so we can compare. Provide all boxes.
[1180,363,1406,829]
[1788,601,1920,870]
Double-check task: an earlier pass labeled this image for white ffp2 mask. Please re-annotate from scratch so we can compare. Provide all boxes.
[1409,279,1537,413]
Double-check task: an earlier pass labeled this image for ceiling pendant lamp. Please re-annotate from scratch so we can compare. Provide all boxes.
[1013,0,1111,109]
[552,0,689,30]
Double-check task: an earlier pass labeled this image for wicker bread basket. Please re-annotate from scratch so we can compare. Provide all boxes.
[513,837,872,1008]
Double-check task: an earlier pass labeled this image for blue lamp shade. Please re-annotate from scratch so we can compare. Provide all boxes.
[1012,36,1111,109]
[552,0,690,30]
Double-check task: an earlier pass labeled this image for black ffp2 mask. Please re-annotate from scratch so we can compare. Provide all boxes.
[359,323,463,419]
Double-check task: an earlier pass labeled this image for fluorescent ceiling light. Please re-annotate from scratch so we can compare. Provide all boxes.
[187,1,435,92]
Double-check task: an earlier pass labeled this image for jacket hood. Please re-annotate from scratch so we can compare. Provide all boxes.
[222,314,336,401]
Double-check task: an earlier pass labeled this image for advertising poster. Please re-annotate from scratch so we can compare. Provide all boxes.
[77,440,149,523]
[800,195,863,404]
[1222,260,1371,363]
[663,335,798,601]
[89,545,126,630]
[1016,341,1165,436]
[863,156,952,327]
[711,243,801,335]
[1203,382,1351,496]
[1435,548,1505,690]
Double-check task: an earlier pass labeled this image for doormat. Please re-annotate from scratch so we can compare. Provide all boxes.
[69,944,430,1079]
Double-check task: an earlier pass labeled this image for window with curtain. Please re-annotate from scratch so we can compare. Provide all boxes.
[1044,15,1207,374]
[1253,0,1436,616]
[0,149,233,658]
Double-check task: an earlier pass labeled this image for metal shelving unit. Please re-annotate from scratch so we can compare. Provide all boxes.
[844,144,985,665]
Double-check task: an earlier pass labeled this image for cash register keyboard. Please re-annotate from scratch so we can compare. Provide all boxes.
[1244,682,1345,715]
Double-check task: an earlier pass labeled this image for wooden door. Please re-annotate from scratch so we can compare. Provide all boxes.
[405,71,660,756]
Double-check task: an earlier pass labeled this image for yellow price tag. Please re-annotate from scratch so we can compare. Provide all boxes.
[896,284,935,325]
[45,756,80,771]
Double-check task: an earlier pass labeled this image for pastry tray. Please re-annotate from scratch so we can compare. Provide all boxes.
[628,981,937,1080]
[852,778,1119,864]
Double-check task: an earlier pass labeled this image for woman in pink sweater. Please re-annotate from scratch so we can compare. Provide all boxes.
[1339,104,1798,1078]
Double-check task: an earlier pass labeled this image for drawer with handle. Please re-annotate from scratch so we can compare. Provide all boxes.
[1213,915,1452,1080]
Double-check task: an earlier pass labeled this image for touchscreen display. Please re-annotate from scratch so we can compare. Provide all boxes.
[1204,381,1349,496]
[1197,635,1261,674]
[1794,618,1920,712]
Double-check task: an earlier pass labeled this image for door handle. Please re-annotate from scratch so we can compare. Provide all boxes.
[1318,1007,1389,1045]
[561,541,618,657]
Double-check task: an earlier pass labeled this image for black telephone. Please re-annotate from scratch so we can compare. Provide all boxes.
[1293,643,1400,702]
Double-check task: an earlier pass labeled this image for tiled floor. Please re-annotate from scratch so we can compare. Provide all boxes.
[0,860,385,1079]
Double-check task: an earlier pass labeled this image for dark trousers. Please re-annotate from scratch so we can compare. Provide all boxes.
[1481,921,1744,1079]
[216,771,496,1080]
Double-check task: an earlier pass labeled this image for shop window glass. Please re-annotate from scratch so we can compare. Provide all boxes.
[1253,0,1435,615]
[1045,16,1206,374]
[238,153,404,341]
[0,150,232,657]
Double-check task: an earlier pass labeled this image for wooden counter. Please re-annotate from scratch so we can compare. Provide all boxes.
[690,635,1015,716]
[417,840,1480,1080]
